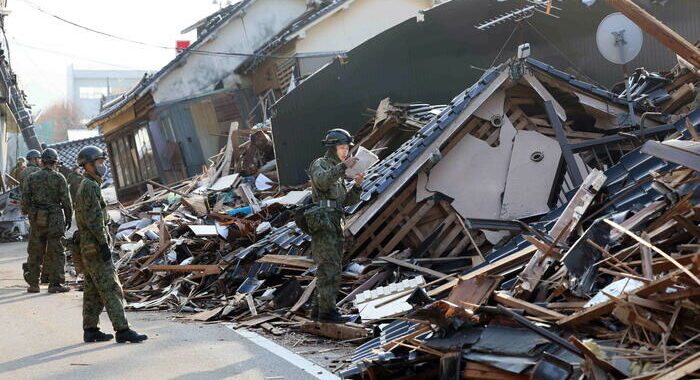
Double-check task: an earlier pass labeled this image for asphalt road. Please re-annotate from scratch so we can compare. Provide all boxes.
[0,242,334,380]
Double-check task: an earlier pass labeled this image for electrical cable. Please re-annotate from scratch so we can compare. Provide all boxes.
[525,18,608,90]
[10,38,142,69]
[489,22,520,68]
[16,0,344,60]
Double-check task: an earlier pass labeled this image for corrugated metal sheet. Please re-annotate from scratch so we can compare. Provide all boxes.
[272,0,700,185]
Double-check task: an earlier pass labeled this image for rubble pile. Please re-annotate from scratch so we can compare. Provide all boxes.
[341,114,700,379]
[62,59,699,379]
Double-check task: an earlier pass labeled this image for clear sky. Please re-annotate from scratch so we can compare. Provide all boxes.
[5,0,236,112]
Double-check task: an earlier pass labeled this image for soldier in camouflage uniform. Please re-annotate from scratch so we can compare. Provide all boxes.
[9,157,26,185]
[21,149,72,293]
[66,166,84,203]
[19,150,42,193]
[75,146,147,343]
[20,149,49,284]
[307,128,364,323]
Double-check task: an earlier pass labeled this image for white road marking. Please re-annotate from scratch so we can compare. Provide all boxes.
[228,326,340,380]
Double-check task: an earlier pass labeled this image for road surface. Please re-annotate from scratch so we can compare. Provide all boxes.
[0,242,337,380]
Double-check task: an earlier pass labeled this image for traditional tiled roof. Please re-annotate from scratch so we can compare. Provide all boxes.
[48,135,113,181]
[237,0,352,73]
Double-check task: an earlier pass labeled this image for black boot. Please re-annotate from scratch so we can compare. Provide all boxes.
[84,328,114,343]
[318,309,351,324]
[22,263,29,284]
[116,329,148,343]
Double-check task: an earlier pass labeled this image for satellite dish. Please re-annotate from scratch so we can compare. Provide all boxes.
[596,12,643,65]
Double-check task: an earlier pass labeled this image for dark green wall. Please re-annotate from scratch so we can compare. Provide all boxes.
[272,0,700,185]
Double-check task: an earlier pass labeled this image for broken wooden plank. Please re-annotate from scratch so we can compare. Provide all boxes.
[640,232,654,280]
[516,170,606,296]
[300,321,369,341]
[257,254,314,269]
[149,265,221,275]
[245,293,258,316]
[493,291,566,319]
[447,275,502,312]
[286,278,316,317]
[188,306,224,321]
[650,351,700,380]
[558,266,694,327]
[428,245,537,297]
[378,256,449,279]
[604,219,700,286]
[237,313,278,327]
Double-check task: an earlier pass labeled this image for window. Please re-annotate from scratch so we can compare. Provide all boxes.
[109,124,159,188]
[79,87,109,99]
[159,117,175,142]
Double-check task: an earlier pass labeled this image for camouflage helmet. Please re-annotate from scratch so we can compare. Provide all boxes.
[41,148,60,163]
[321,128,354,147]
[26,149,41,160]
[77,145,107,167]
[16,156,26,163]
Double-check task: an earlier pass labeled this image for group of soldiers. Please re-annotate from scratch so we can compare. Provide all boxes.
[13,145,148,344]
[11,128,362,331]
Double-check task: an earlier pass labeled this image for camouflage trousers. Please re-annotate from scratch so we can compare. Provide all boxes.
[79,236,129,331]
[310,210,344,315]
[26,220,65,285]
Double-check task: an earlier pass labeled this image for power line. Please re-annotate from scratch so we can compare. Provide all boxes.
[16,0,344,60]
[10,38,142,69]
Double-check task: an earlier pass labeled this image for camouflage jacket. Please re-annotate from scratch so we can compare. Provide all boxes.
[308,151,361,207]
[67,170,84,203]
[75,173,109,245]
[21,167,72,220]
[9,165,24,183]
[19,163,40,186]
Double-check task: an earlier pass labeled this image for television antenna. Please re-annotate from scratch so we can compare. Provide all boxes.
[596,12,643,126]
[475,0,560,31]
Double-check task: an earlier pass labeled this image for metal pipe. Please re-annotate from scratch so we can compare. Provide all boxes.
[640,112,663,136]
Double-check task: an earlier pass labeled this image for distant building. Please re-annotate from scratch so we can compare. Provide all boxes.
[66,65,148,124]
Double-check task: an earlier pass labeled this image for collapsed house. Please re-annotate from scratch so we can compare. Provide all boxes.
[68,53,700,379]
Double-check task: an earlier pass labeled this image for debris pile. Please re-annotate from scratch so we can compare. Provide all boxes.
[63,57,699,379]
[337,109,700,378]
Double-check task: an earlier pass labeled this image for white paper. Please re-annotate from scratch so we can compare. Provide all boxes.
[261,190,312,207]
[255,173,273,190]
[584,278,644,308]
[345,146,378,178]
[188,225,219,236]
[209,173,240,191]
[215,222,229,239]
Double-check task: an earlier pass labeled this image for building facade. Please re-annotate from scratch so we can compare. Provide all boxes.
[87,0,310,200]
[66,66,148,124]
